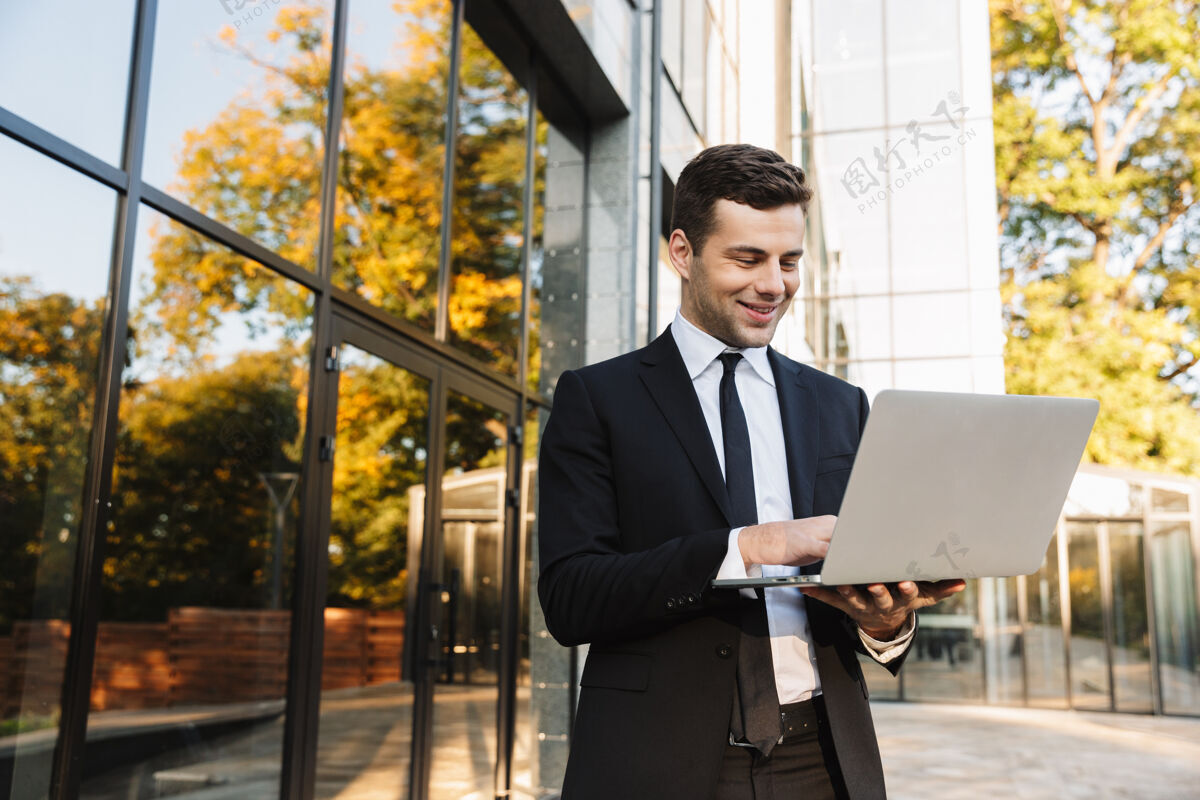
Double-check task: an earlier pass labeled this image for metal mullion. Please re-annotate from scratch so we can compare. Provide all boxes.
[140,184,322,294]
[281,292,338,800]
[434,0,466,343]
[502,48,539,792]
[280,0,350,791]
[49,0,158,796]
[646,0,662,342]
[1142,486,1164,715]
[331,287,529,400]
[493,391,524,798]
[517,56,537,410]
[0,106,129,192]
[1097,522,1117,711]
[413,369,450,800]
[1058,519,1074,709]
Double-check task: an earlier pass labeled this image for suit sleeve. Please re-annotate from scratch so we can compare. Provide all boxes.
[537,369,734,647]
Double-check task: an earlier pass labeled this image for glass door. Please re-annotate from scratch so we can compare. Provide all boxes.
[310,315,518,800]
[427,389,515,800]
[312,320,436,800]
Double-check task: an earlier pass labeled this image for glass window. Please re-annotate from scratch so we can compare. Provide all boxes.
[1151,487,1190,514]
[448,22,529,377]
[891,293,973,360]
[81,206,313,797]
[884,0,961,128]
[0,134,117,799]
[811,0,885,131]
[661,0,683,89]
[680,1,707,136]
[314,345,431,800]
[141,1,335,269]
[982,576,1023,704]
[1066,521,1110,711]
[0,0,135,164]
[530,111,586,394]
[331,0,454,330]
[1108,522,1152,712]
[1023,534,1068,708]
[1150,521,1200,714]
[907,580,983,702]
[429,392,510,800]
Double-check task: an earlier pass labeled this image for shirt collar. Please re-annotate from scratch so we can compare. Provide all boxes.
[670,308,775,387]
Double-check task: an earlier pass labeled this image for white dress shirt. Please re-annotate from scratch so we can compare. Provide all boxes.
[670,309,914,705]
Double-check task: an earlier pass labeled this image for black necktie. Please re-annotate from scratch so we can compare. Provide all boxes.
[719,352,781,756]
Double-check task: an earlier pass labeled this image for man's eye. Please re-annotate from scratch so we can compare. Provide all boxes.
[736,258,757,265]
[781,261,799,269]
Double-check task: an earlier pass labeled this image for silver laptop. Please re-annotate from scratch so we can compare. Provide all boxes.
[711,390,1098,589]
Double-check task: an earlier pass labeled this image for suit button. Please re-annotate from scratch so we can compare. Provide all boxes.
[716,644,732,659]
[686,593,699,605]
[666,598,676,610]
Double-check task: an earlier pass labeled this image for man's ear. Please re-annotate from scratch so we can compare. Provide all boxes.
[667,229,693,280]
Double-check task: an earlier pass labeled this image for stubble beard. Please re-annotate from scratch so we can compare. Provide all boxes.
[686,259,785,350]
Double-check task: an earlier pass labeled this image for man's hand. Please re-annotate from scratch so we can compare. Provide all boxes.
[737,515,836,571]
[799,580,966,640]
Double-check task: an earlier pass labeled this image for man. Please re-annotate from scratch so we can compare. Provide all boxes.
[538,144,963,799]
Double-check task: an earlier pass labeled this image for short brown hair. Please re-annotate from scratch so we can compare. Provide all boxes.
[670,144,813,255]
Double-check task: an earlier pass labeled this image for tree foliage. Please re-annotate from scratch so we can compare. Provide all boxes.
[0,277,104,630]
[992,0,1200,475]
[3,2,525,629]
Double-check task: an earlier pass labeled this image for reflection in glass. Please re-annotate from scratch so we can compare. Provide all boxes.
[1151,487,1189,513]
[982,576,1022,704]
[1108,522,1152,712]
[907,580,983,701]
[142,0,334,269]
[448,23,528,376]
[314,346,430,800]
[1024,535,1067,708]
[0,135,116,798]
[0,0,135,164]
[1151,521,1200,714]
[81,206,313,798]
[429,392,509,800]
[1066,522,1110,711]
[332,0,454,328]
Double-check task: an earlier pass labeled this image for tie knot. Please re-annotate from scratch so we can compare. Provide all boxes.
[718,351,743,376]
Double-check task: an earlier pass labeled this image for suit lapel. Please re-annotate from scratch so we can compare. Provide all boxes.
[768,349,820,572]
[639,329,734,526]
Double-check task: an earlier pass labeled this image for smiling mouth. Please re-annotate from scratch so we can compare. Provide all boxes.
[738,302,778,321]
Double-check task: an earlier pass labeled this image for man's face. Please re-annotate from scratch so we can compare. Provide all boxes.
[671,199,805,349]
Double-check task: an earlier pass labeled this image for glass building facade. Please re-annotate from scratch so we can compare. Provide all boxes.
[2,1,1198,799]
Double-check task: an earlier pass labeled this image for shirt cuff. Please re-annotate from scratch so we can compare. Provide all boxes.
[716,528,760,599]
[857,613,916,665]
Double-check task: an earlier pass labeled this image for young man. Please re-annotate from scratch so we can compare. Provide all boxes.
[538,144,963,799]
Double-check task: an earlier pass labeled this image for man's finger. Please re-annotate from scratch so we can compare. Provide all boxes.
[865,583,894,613]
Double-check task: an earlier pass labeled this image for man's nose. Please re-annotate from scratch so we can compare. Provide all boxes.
[755,261,787,297]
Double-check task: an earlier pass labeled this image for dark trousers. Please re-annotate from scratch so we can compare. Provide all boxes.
[713,697,851,800]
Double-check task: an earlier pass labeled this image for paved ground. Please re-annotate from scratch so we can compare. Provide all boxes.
[872,701,1200,800]
[71,688,1200,798]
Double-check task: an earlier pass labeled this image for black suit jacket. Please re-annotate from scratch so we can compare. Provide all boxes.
[538,327,904,800]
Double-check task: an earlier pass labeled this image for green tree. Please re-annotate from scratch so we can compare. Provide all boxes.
[991,0,1200,474]
[0,277,105,630]
[103,349,305,620]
